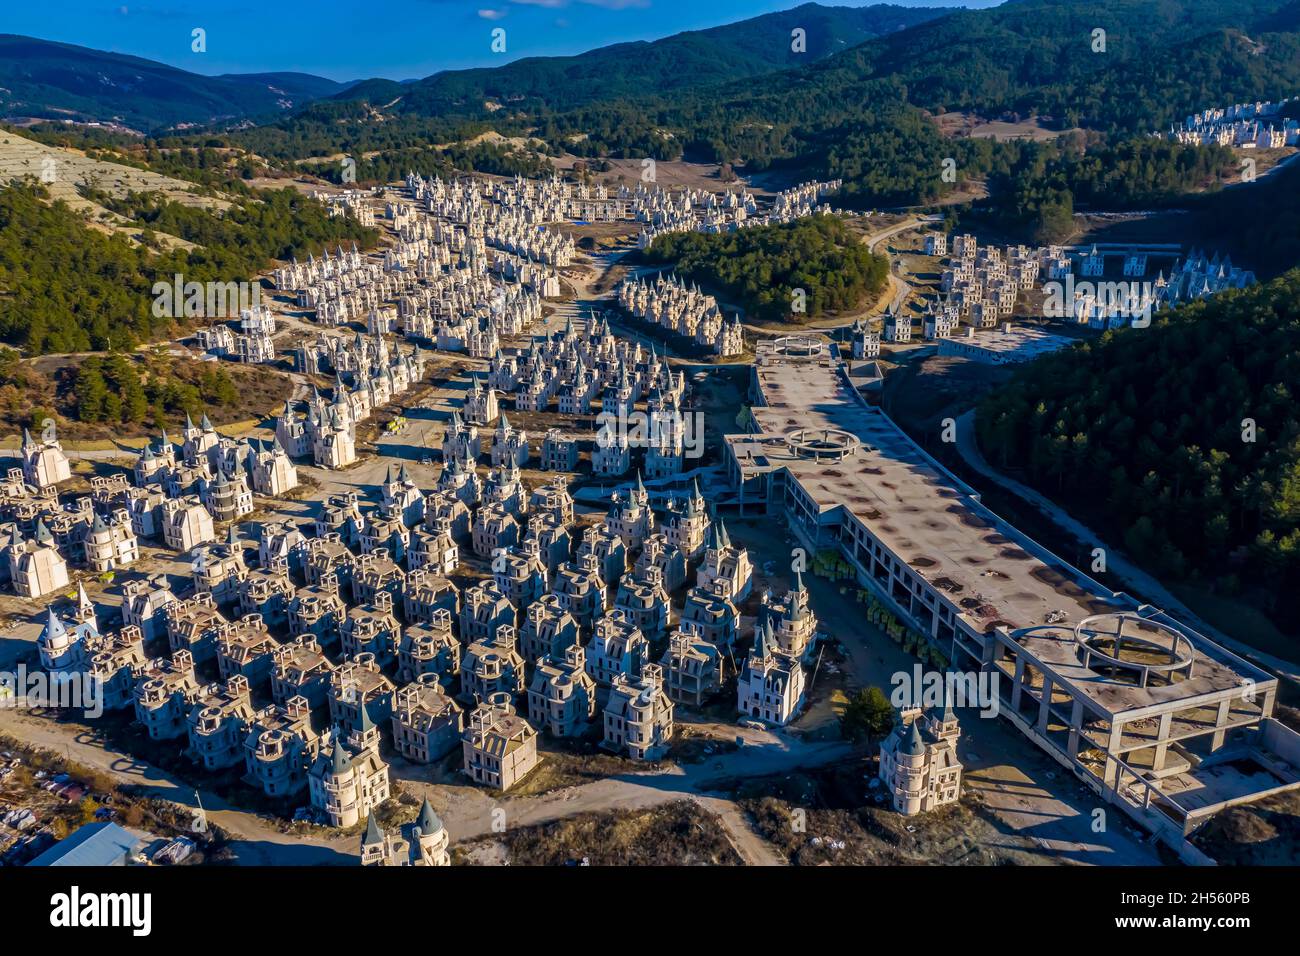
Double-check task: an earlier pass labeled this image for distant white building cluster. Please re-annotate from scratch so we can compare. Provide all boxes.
[279,333,427,469]
[616,274,745,356]
[1047,244,1255,330]
[631,179,842,249]
[1162,97,1299,148]
[471,313,690,478]
[315,188,379,228]
[902,233,1043,343]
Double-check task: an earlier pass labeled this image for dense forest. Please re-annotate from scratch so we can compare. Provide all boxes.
[304,139,556,187]
[975,270,1300,632]
[335,2,946,119]
[1186,156,1300,280]
[91,187,380,269]
[980,137,1237,242]
[71,353,238,427]
[642,215,889,322]
[0,346,289,437]
[0,182,376,354]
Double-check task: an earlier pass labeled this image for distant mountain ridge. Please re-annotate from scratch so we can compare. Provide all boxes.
[332,3,950,115]
[0,35,355,131]
[0,4,949,132]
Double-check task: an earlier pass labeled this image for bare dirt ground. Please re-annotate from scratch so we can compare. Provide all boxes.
[739,767,1061,866]
[1192,788,1300,865]
[456,800,743,866]
[553,154,761,194]
[933,111,1081,143]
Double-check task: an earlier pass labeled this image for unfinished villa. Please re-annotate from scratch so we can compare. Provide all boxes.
[723,337,1297,857]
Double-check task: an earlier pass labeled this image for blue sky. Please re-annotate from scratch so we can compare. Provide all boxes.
[2,0,1000,82]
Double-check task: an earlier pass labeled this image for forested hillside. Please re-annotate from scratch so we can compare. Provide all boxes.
[0,183,376,354]
[980,137,1238,242]
[346,3,946,117]
[642,215,889,322]
[1186,157,1300,279]
[138,0,1281,214]
[976,271,1300,633]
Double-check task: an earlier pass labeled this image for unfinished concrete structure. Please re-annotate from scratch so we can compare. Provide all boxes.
[461,692,540,791]
[723,338,1294,853]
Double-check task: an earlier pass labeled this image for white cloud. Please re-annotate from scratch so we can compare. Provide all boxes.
[478,7,507,19]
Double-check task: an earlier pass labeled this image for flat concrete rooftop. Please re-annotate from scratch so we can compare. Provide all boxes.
[941,325,1074,359]
[729,346,1130,634]
[1003,624,1259,720]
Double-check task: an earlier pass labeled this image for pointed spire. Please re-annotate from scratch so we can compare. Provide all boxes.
[357,699,377,735]
[330,741,353,775]
[43,607,66,641]
[363,814,384,846]
[903,718,926,757]
[418,797,441,835]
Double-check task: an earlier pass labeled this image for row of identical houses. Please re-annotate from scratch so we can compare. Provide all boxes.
[616,274,745,357]
[629,178,842,249]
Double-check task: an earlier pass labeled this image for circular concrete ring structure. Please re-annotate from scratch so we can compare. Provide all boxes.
[1074,612,1194,687]
[771,335,825,357]
[785,426,861,461]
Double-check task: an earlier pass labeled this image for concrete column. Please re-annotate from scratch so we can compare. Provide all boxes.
[1011,656,1025,712]
[1036,678,1053,734]
[1211,697,1232,750]
[1067,697,1083,759]
[1152,711,1173,772]
[1102,720,1125,788]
